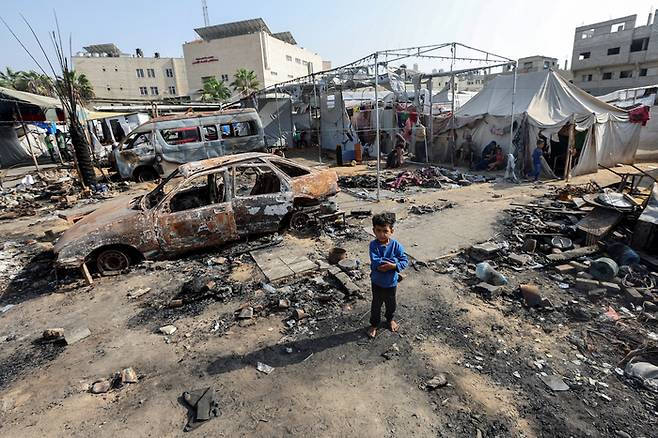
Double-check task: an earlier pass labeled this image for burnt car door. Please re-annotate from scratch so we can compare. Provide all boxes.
[154,168,239,254]
[229,161,293,236]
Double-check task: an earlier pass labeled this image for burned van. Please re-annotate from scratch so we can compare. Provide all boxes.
[113,108,266,181]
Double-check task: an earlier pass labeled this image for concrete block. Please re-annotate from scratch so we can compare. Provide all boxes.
[623,287,644,305]
[575,278,600,292]
[555,264,576,274]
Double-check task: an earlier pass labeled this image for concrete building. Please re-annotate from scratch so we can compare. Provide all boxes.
[73,44,189,102]
[514,55,558,73]
[182,18,325,100]
[571,11,658,95]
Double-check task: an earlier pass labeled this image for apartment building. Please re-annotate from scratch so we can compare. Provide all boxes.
[571,12,658,95]
[73,44,188,102]
[183,18,326,100]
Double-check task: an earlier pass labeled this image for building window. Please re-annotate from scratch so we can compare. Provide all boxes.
[630,38,650,52]
[581,29,594,39]
[120,87,123,90]
[114,68,118,72]
[295,58,301,64]
[271,71,278,76]
[286,55,292,62]
[579,52,590,60]
[106,87,111,91]
[165,68,174,77]
[288,75,294,78]
[543,61,550,69]
[640,68,648,77]
[139,86,148,95]
[150,86,159,95]
[582,74,593,82]
[607,47,620,55]
[136,68,144,78]
[201,76,214,83]
[221,74,229,81]
[102,67,106,72]
[523,61,533,68]
[147,68,155,78]
[602,72,613,80]
[620,70,633,79]
[168,86,176,94]
[611,23,625,33]
[302,60,308,65]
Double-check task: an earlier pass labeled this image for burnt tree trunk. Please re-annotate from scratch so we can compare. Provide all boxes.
[69,120,97,186]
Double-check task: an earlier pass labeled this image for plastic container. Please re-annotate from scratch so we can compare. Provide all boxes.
[475,262,508,286]
[589,257,619,281]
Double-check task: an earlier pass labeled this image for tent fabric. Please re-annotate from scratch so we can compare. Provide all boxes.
[0,86,61,110]
[438,70,641,176]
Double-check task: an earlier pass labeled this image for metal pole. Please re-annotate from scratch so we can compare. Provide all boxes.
[510,63,518,156]
[427,78,432,163]
[14,102,40,173]
[374,52,381,201]
[450,43,456,165]
[312,74,322,164]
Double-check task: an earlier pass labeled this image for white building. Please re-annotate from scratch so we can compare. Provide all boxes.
[183,18,326,100]
[73,44,189,102]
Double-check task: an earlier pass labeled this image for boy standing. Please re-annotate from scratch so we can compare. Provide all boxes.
[368,213,408,338]
[532,139,545,182]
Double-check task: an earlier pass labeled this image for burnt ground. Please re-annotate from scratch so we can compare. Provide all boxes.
[0,161,657,437]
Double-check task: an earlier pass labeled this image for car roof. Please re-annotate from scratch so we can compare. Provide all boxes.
[178,153,312,177]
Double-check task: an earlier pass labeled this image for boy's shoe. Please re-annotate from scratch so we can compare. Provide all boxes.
[367,326,377,338]
[397,273,406,282]
[389,320,399,332]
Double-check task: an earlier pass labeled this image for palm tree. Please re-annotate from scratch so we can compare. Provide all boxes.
[199,77,231,102]
[0,67,22,89]
[17,71,56,97]
[56,70,94,103]
[230,68,260,96]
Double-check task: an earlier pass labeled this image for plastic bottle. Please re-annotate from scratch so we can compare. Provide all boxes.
[475,262,508,286]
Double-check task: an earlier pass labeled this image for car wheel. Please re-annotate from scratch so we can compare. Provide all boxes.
[289,211,311,231]
[135,167,158,182]
[96,248,131,275]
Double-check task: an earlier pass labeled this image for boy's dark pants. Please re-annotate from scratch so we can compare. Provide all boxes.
[370,283,397,327]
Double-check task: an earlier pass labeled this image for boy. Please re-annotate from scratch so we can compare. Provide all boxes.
[532,139,545,182]
[368,213,408,338]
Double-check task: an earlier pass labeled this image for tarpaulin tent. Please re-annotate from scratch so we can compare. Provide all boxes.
[438,70,641,176]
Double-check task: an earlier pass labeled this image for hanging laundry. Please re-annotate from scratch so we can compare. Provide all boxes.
[629,106,650,126]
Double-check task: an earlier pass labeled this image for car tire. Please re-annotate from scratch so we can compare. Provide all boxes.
[135,167,158,182]
[96,248,131,275]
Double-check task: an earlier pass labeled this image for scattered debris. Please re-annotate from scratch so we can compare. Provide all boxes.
[539,374,570,392]
[256,362,274,375]
[159,325,177,336]
[182,387,220,431]
[426,373,448,390]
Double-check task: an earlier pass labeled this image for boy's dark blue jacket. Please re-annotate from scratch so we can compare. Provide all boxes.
[369,238,409,288]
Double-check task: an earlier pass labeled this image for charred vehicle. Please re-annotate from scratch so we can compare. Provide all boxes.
[112,108,266,181]
[54,153,339,274]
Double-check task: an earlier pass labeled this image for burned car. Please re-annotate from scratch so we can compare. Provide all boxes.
[54,153,339,274]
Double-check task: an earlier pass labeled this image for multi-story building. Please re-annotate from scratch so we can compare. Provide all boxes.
[182,18,326,100]
[515,56,559,73]
[571,11,658,95]
[73,43,189,102]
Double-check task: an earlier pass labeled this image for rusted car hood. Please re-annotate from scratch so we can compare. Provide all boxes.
[290,168,339,199]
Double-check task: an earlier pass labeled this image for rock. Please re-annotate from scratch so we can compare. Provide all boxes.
[469,242,503,261]
[575,278,600,291]
[331,270,361,296]
[623,287,644,305]
[91,379,111,394]
[521,239,537,253]
[256,362,274,375]
[507,253,530,266]
[159,325,177,335]
[473,282,501,299]
[587,288,606,299]
[600,281,621,294]
[292,308,307,320]
[42,328,64,340]
[382,343,400,360]
[64,327,91,345]
[210,256,227,265]
[426,373,448,390]
[127,287,151,299]
[338,259,359,271]
[119,367,138,384]
[168,299,184,308]
[237,307,254,319]
[539,374,570,391]
[277,299,290,309]
[519,284,543,307]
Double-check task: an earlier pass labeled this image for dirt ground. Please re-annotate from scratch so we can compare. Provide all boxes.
[0,157,657,437]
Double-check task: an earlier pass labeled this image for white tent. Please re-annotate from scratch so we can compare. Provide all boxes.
[442,70,642,176]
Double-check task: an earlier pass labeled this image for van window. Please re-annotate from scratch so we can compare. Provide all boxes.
[221,122,255,138]
[203,125,219,141]
[160,127,201,145]
[124,132,151,150]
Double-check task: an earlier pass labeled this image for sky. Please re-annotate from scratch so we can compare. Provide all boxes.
[1,0,658,74]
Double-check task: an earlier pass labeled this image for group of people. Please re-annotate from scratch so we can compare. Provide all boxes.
[44,129,72,163]
[474,140,506,171]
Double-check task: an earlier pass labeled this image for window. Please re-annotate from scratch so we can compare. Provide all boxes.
[286,55,292,62]
[302,60,308,66]
[147,68,155,78]
[602,72,613,80]
[579,52,591,60]
[165,68,174,77]
[581,29,594,39]
[169,171,226,213]
[523,61,533,68]
[607,47,620,55]
[271,71,278,76]
[582,74,593,82]
[232,164,281,198]
[168,86,176,94]
[201,76,214,83]
[114,68,118,72]
[220,122,255,138]
[620,70,633,79]
[160,127,200,145]
[136,68,144,78]
[272,160,310,177]
[611,23,625,33]
[102,67,106,72]
[203,125,219,141]
[543,61,550,69]
[640,68,648,77]
[139,86,148,95]
[295,58,301,64]
[288,75,294,79]
[631,38,650,52]
[107,87,111,91]
[221,74,229,81]
[150,86,159,95]
[123,132,150,150]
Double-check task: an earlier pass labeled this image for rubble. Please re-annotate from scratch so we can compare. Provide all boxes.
[159,325,177,335]
[426,373,448,390]
[182,387,220,431]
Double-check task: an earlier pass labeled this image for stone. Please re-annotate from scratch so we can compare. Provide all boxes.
[600,282,621,294]
[159,325,177,335]
[473,282,501,299]
[426,373,448,390]
[519,284,543,307]
[332,271,361,296]
[238,307,254,319]
[168,299,184,308]
[587,288,606,299]
[521,239,537,253]
[469,242,503,261]
[210,256,227,265]
[277,299,290,309]
[91,379,111,394]
[539,374,570,391]
[42,328,64,340]
[64,327,91,345]
[127,288,151,299]
[507,253,530,266]
[256,362,274,375]
[338,259,359,271]
[623,287,644,305]
[575,278,600,292]
[292,309,307,320]
[555,264,575,274]
[119,367,138,384]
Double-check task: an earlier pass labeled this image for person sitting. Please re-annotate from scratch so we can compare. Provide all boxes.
[474,141,497,171]
[487,146,506,171]
[386,144,405,169]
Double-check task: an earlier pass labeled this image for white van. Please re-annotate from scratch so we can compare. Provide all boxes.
[113,108,266,181]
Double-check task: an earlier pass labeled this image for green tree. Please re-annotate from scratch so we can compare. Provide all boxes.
[200,77,231,102]
[0,67,22,89]
[230,68,260,96]
[57,70,95,103]
[17,71,56,96]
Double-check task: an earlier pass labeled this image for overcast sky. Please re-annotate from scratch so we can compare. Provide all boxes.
[1,0,657,74]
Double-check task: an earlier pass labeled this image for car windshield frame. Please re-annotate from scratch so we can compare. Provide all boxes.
[141,169,182,210]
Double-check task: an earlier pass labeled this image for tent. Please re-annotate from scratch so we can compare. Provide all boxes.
[438,70,642,176]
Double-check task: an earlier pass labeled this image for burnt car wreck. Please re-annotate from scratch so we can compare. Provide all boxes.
[54,153,339,275]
